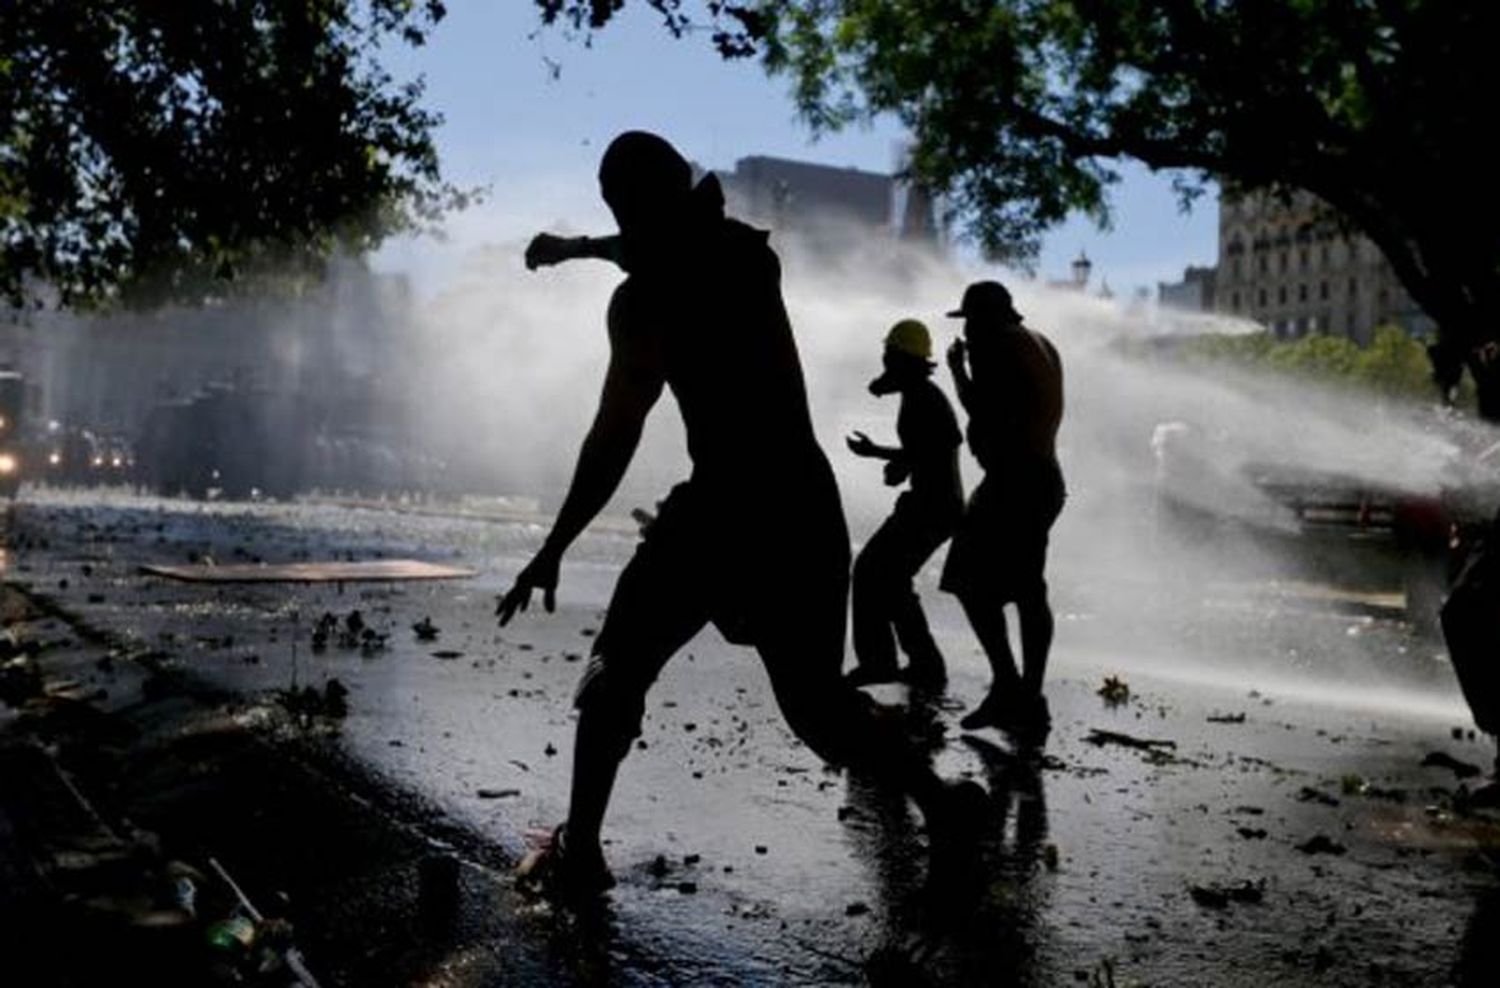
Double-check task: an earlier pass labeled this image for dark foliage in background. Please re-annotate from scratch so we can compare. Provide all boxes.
[1,1,465,309]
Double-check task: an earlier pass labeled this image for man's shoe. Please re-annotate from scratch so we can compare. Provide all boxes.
[516,824,615,899]
[846,665,900,688]
[959,691,1051,743]
[958,692,1008,731]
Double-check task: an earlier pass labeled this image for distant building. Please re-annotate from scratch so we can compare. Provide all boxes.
[1212,189,1433,343]
[1158,265,1218,312]
[705,155,943,253]
[0,258,414,437]
[1047,251,1094,292]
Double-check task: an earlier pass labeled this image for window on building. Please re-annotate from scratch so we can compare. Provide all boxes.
[1258,255,1268,274]
[1320,245,1330,266]
[1231,291,1240,310]
[1232,257,1242,278]
[1348,277,1357,297]
[1279,252,1288,273]
[1320,280,1329,300]
[1258,288,1267,306]
[1299,283,1308,302]
[1299,248,1308,270]
[1346,312,1356,334]
[1278,286,1287,304]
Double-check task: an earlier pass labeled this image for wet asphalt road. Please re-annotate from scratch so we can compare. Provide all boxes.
[6,486,1500,986]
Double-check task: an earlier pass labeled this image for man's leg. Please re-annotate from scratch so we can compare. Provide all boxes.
[759,626,982,829]
[529,519,708,891]
[958,592,1023,694]
[1014,581,1055,695]
[890,520,953,685]
[849,517,901,682]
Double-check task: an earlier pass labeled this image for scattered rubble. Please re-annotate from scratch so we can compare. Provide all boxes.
[1296,786,1339,807]
[1294,835,1347,856]
[412,616,439,641]
[1096,675,1130,707]
[1083,729,1176,752]
[276,679,350,725]
[1421,751,1482,779]
[1189,880,1265,908]
[311,610,388,656]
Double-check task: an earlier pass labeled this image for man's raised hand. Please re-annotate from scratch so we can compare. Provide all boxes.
[524,233,576,271]
[846,431,879,459]
[946,338,967,376]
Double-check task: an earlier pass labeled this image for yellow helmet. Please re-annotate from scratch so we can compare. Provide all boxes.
[884,318,933,360]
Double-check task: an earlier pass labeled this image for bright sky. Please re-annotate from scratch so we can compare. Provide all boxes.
[376,3,1218,297]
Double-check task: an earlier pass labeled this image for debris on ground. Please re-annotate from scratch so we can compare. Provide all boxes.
[476,788,521,799]
[1084,729,1176,752]
[1296,786,1340,807]
[1237,827,1269,840]
[412,616,439,641]
[1096,675,1130,707]
[430,650,463,660]
[276,679,350,725]
[1189,880,1265,908]
[1206,712,1247,724]
[1294,835,1347,856]
[311,610,388,656]
[1421,751,1483,779]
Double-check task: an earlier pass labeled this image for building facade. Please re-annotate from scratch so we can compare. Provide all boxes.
[1212,189,1433,343]
[1158,265,1217,312]
[706,155,943,253]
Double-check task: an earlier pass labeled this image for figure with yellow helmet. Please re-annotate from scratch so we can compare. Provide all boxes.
[844,318,964,690]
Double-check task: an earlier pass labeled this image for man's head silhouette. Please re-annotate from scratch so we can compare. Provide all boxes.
[947,281,1022,331]
[599,132,694,266]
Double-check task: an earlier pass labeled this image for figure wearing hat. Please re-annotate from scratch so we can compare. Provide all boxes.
[844,318,964,690]
[943,281,1066,743]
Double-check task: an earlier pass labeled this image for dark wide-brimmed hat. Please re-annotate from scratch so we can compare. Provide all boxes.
[947,280,1022,324]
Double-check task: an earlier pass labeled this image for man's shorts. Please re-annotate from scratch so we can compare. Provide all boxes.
[940,465,1065,602]
[592,478,851,662]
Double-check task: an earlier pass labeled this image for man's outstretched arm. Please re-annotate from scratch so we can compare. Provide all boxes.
[526,233,625,271]
[498,304,663,624]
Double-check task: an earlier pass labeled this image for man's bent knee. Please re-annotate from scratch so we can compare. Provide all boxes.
[573,655,649,759]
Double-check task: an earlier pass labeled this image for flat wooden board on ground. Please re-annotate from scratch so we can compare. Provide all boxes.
[140,560,477,584]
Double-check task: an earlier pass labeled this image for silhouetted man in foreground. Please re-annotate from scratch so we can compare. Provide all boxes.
[845,319,963,690]
[1442,502,1500,808]
[942,282,1065,742]
[498,131,984,897]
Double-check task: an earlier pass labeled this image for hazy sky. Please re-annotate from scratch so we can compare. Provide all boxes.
[376,3,1218,297]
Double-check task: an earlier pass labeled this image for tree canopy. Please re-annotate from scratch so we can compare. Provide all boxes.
[2,1,462,309]
[536,2,1498,368]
